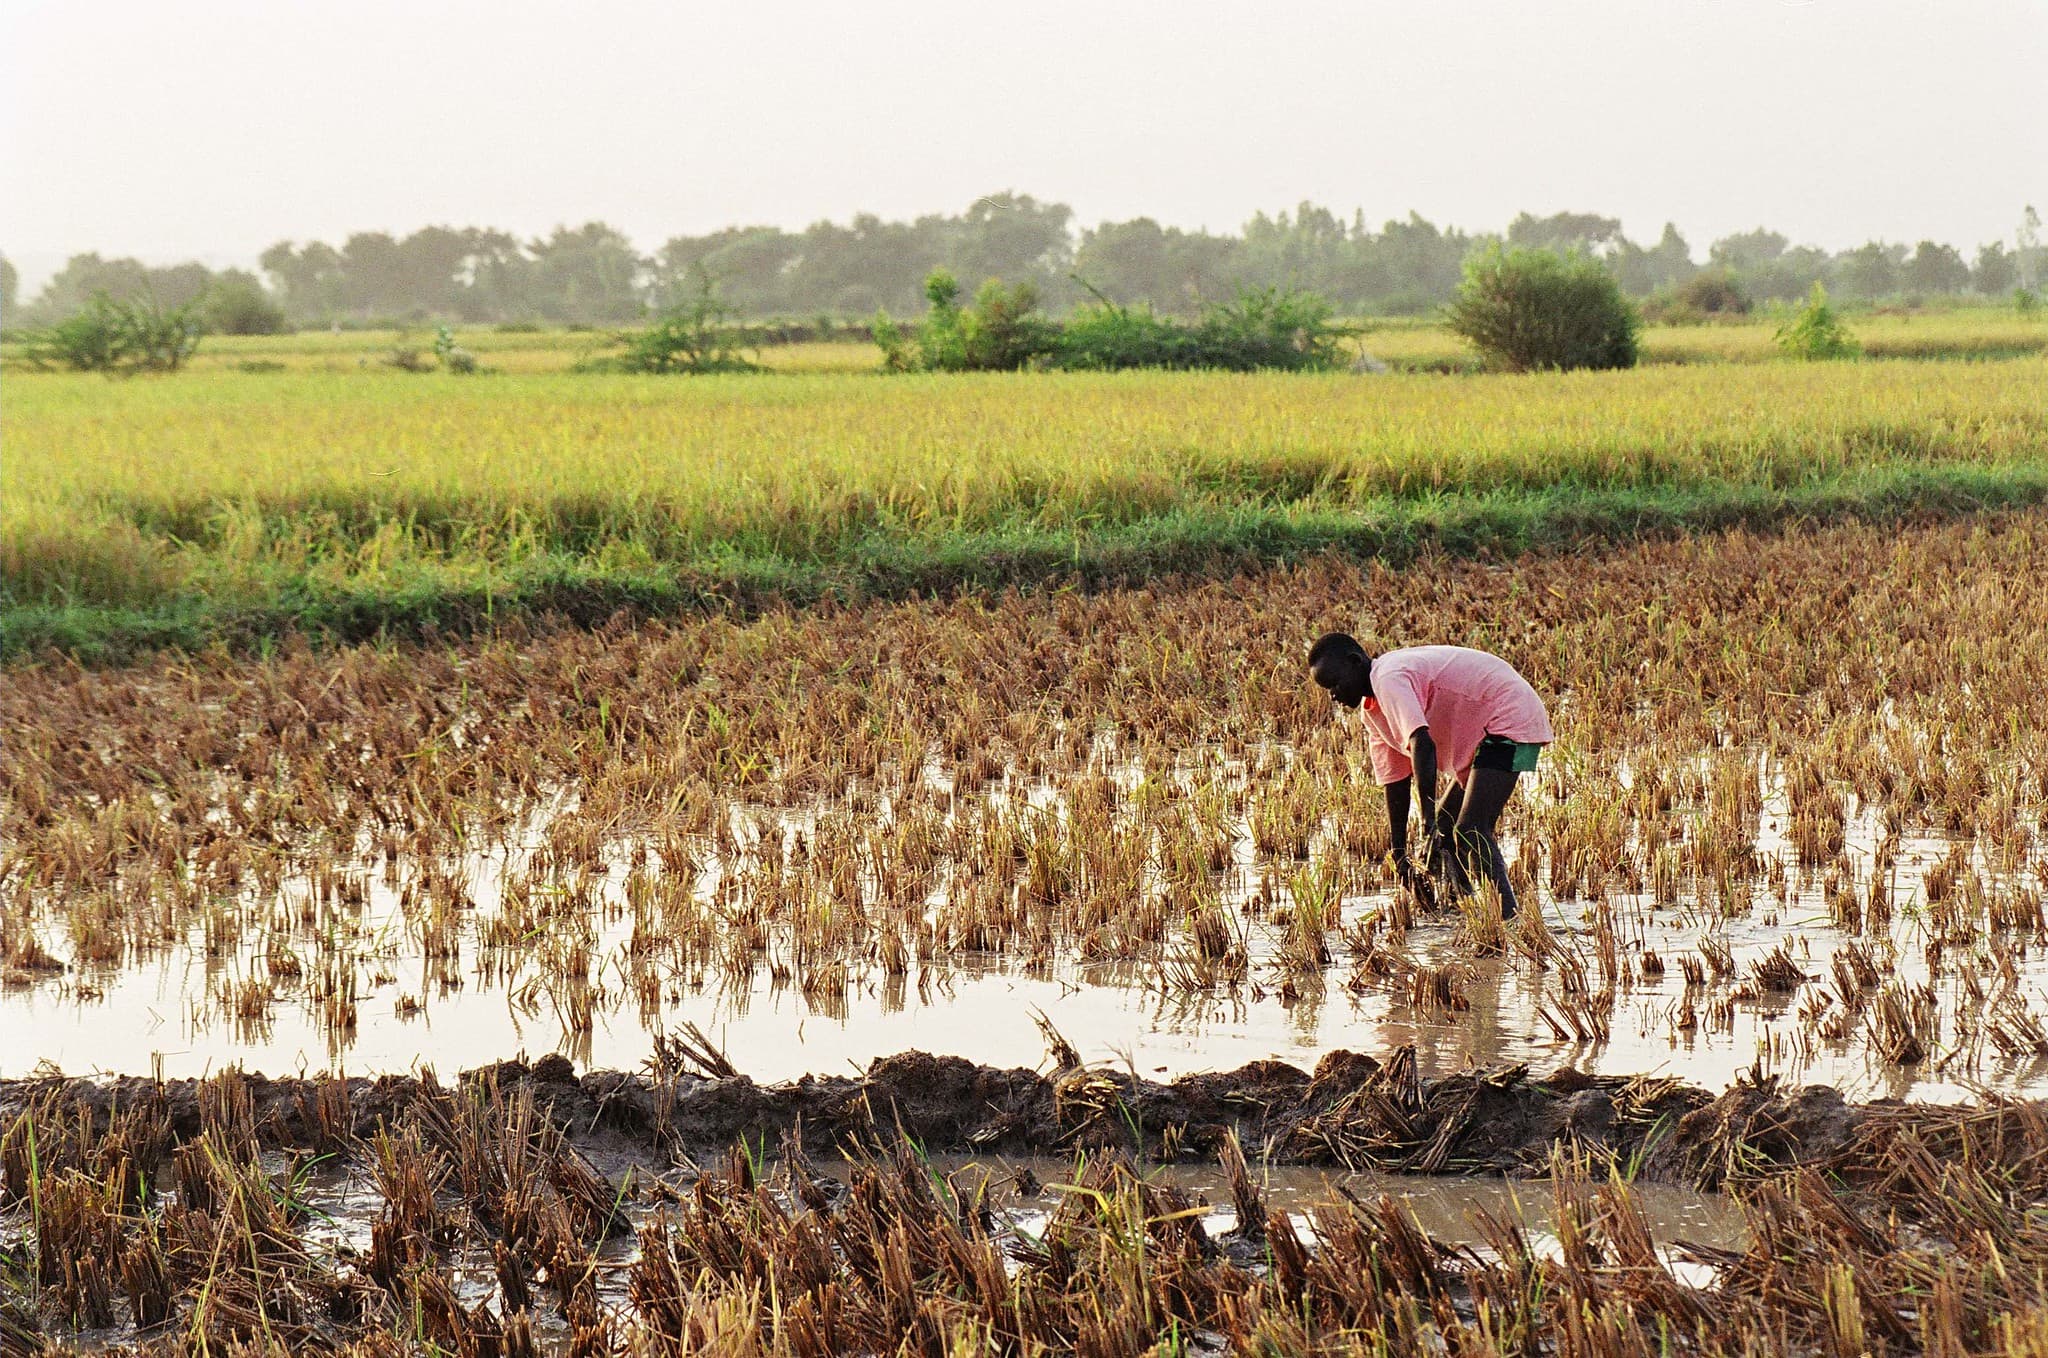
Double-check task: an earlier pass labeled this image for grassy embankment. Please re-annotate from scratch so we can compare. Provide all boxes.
[5,356,2047,659]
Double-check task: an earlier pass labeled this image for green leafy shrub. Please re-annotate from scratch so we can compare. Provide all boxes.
[880,270,1058,372]
[24,291,203,374]
[433,325,479,374]
[1445,245,1641,372]
[1775,283,1860,360]
[1189,287,1351,371]
[881,272,1350,373]
[203,277,290,335]
[613,276,760,374]
[1675,269,1752,316]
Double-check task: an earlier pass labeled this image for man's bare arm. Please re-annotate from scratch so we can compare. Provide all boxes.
[1385,777,1412,856]
[1409,727,1439,837]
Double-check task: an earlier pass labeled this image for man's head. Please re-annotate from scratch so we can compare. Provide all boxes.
[1308,632,1373,709]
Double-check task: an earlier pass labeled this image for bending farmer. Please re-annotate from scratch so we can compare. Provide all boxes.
[1307,634,1552,919]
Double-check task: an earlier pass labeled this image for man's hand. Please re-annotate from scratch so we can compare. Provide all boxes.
[1394,853,1438,908]
[1423,825,1451,879]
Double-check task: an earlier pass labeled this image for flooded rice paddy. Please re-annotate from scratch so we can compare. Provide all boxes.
[4,762,2036,1104]
[7,515,2048,1107]
[8,514,2048,1354]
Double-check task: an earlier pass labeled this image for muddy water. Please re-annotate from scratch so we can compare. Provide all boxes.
[6,765,2042,1101]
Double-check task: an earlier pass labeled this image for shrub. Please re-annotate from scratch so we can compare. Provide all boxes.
[614,276,760,374]
[1189,287,1351,371]
[1445,245,1641,372]
[1056,302,1197,370]
[433,325,479,374]
[1775,283,1860,360]
[24,291,203,374]
[203,277,290,335]
[881,273,1350,373]
[1676,269,1751,316]
[2018,288,2042,318]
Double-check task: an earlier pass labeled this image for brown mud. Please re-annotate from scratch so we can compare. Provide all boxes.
[5,1043,2022,1193]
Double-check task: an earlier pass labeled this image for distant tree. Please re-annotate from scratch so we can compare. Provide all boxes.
[1901,240,1970,294]
[1973,241,2017,296]
[1708,228,1789,274]
[24,253,219,323]
[653,227,800,315]
[1240,202,1354,298]
[1074,217,1241,313]
[787,211,938,316]
[1706,229,1830,301]
[1360,213,1474,312]
[1614,223,1694,295]
[1507,211,1625,257]
[259,240,347,319]
[526,222,646,323]
[203,269,290,334]
[946,192,1075,303]
[1833,241,1905,300]
[0,254,16,319]
[2020,205,2044,291]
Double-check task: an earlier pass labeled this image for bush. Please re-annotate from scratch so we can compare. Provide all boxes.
[203,277,289,335]
[24,291,203,374]
[879,271,1059,373]
[880,272,1351,373]
[1676,269,1751,316]
[1190,287,1352,371]
[1775,283,1860,360]
[613,276,760,375]
[1444,245,1641,372]
[433,325,479,374]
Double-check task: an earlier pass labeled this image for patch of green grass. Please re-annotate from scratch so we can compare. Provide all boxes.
[10,458,2046,662]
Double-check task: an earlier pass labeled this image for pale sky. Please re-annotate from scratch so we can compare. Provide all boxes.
[4,0,2043,289]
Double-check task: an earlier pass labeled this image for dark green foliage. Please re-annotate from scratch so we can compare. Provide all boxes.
[877,271,1058,372]
[202,272,290,335]
[1445,246,1641,372]
[24,291,203,374]
[881,272,1351,373]
[1775,284,1860,360]
[611,276,760,375]
[1676,270,1751,316]
[1643,270,1752,325]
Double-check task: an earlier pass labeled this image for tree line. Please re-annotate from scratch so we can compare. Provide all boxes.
[5,197,2041,330]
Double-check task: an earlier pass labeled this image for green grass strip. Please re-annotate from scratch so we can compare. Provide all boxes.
[8,460,2047,664]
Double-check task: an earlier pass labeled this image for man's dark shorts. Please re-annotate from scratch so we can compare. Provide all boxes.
[1473,733,1543,774]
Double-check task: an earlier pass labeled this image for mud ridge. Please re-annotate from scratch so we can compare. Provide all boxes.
[7,1044,2037,1190]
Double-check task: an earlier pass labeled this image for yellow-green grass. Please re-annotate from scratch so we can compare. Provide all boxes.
[5,356,2046,658]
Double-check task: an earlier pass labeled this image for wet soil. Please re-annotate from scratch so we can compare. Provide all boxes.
[0,1043,1956,1191]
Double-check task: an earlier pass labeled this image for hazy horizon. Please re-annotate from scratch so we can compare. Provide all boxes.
[6,0,2044,292]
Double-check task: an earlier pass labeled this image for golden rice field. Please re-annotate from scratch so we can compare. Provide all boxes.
[6,353,2047,660]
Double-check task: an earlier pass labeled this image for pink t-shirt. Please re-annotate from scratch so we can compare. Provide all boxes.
[1357,646,1554,787]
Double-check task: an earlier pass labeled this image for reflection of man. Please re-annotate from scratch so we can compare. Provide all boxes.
[1308,634,1552,919]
